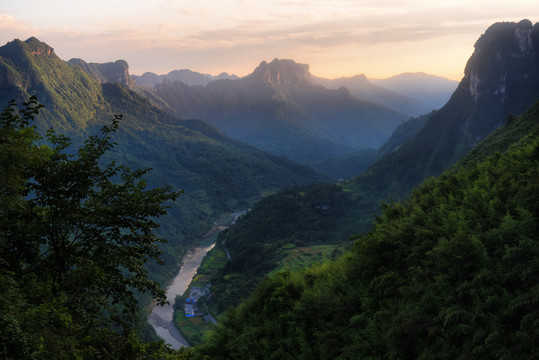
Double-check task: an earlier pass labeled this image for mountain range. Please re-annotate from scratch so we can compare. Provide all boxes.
[133,69,238,87]
[313,72,457,117]
[202,18,539,322]
[0,36,330,282]
[139,58,408,164]
[1,18,538,358]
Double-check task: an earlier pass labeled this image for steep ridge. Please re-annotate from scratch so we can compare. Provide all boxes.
[199,95,539,359]
[68,58,136,88]
[143,58,407,163]
[0,37,330,282]
[201,19,539,317]
[356,19,539,198]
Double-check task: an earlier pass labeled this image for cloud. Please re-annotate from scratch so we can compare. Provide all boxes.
[1,0,538,79]
[0,13,37,41]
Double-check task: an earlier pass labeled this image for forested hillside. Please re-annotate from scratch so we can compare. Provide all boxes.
[199,20,539,338]
[0,98,196,359]
[142,58,407,164]
[0,37,329,285]
[197,97,539,359]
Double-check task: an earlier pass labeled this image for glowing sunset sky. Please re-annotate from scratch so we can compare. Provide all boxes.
[0,0,537,80]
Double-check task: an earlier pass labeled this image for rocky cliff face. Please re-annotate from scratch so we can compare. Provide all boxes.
[461,20,539,111]
[361,20,539,198]
[23,37,55,56]
[69,59,136,88]
[250,59,312,88]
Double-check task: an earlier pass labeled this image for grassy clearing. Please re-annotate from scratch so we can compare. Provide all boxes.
[261,190,277,197]
[174,304,213,345]
[276,244,337,272]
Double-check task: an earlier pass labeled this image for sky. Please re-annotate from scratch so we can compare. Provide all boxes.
[0,0,538,80]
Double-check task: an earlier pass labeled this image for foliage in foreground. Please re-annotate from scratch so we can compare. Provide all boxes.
[198,106,539,359]
[0,98,196,359]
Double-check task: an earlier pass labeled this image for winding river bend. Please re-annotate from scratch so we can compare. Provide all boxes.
[148,243,215,348]
[148,211,246,348]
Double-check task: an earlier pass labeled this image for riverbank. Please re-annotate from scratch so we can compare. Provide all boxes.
[148,242,215,348]
[148,210,246,348]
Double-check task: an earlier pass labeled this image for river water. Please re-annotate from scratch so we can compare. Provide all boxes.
[148,210,247,349]
[148,242,216,348]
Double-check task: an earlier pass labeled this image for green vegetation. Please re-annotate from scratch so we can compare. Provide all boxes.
[147,59,407,164]
[208,183,363,313]
[173,304,213,347]
[197,99,539,359]
[273,244,338,273]
[0,98,196,359]
[172,216,236,346]
[0,37,329,293]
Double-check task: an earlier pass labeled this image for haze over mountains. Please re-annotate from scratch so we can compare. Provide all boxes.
[133,69,239,88]
[313,72,457,116]
[0,36,330,280]
[1,18,538,359]
[138,58,409,164]
[201,18,539,326]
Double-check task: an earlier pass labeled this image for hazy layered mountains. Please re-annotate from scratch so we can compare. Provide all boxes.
[359,19,539,197]
[0,37,329,280]
[370,72,459,112]
[204,19,539,315]
[313,73,457,117]
[140,59,408,163]
[133,69,238,87]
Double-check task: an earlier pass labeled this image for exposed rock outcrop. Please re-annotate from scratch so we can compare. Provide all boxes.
[69,58,135,88]
[250,59,312,88]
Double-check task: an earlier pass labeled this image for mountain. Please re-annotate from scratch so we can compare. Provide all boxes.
[312,74,432,117]
[199,19,539,320]
[311,147,378,180]
[375,111,434,160]
[370,72,458,111]
[132,69,238,88]
[68,58,136,88]
[359,19,539,197]
[0,37,330,283]
[199,96,539,359]
[142,58,408,164]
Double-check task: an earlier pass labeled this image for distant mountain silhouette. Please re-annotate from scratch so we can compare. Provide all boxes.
[132,69,238,87]
[370,72,459,113]
[0,37,329,280]
[361,19,539,197]
[313,73,458,117]
[312,74,428,117]
[142,58,407,163]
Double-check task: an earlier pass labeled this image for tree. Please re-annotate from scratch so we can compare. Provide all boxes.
[0,97,184,359]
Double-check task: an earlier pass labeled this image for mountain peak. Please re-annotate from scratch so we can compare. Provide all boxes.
[69,58,135,88]
[251,58,312,87]
[0,37,55,58]
[463,20,539,103]
[24,37,54,55]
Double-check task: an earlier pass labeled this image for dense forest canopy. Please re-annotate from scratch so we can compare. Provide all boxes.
[1,20,539,360]
[0,98,194,359]
[197,99,539,359]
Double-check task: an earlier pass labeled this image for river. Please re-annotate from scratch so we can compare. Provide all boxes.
[148,242,215,348]
[148,210,247,348]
